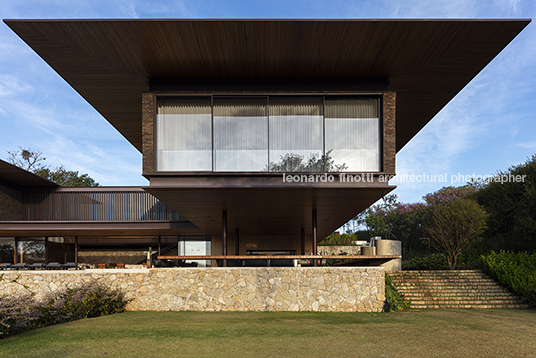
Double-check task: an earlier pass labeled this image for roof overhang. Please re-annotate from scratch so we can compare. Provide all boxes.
[0,159,59,190]
[145,175,395,239]
[4,19,530,152]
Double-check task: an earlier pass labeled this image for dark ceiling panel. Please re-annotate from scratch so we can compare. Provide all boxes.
[4,19,529,152]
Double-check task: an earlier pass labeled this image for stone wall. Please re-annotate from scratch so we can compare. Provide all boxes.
[318,245,362,255]
[0,267,385,312]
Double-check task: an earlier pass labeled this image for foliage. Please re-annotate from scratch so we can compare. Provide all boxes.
[267,149,348,172]
[401,253,480,270]
[354,194,429,258]
[384,274,410,312]
[402,254,450,270]
[474,154,536,253]
[479,250,536,306]
[0,279,129,338]
[426,198,487,270]
[423,185,479,206]
[7,147,46,171]
[319,232,357,246]
[7,147,99,187]
[33,166,99,187]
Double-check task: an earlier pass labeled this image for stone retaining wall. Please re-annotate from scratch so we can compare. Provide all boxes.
[0,267,385,312]
[317,245,362,255]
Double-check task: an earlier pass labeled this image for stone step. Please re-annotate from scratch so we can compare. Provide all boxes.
[411,303,531,309]
[408,297,525,304]
[398,286,505,290]
[388,270,528,309]
[398,290,517,297]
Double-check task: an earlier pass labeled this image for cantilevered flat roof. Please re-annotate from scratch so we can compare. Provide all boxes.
[0,159,59,189]
[4,19,530,152]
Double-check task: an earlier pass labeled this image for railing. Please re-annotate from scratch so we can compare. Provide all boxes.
[22,189,186,222]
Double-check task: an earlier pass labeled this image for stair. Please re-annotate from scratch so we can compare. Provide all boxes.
[389,270,530,309]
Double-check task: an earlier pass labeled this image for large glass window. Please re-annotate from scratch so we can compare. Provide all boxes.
[156,95,380,173]
[213,97,268,171]
[269,97,323,172]
[325,98,379,172]
[157,97,212,171]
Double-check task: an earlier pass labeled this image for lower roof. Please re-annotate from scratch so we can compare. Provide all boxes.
[4,19,530,152]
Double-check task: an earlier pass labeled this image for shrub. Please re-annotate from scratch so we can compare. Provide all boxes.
[479,251,536,306]
[0,292,41,337]
[0,279,129,338]
[402,253,480,270]
[384,274,410,312]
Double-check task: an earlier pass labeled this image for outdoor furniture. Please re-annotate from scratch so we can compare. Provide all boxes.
[46,262,61,270]
[97,263,106,269]
[116,262,125,269]
[0,263,13,270]
[62,262,78,270]
[29,263,45,270]
[14,263,30,270]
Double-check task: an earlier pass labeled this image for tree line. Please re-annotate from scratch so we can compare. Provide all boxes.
[341,154,536,269]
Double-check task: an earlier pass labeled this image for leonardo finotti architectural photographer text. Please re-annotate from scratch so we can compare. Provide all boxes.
[282,173,526,185]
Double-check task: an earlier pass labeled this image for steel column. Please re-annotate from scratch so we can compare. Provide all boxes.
[74,236,78,264]
[222,210,227,267]
[45,237,49,264]
[312,210,318,266]
[235,228,239,255]
[13,237,19,264]
[301,228,305,255]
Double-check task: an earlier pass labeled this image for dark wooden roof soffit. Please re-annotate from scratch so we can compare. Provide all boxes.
[4,19,530,152]
[0,159,59,190]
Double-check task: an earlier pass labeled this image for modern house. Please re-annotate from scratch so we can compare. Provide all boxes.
[0,19,530,268]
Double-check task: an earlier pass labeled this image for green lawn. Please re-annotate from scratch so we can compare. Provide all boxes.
[1,309,535,358]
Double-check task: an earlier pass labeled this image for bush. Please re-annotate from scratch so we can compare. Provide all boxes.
[384,274,410,312]
[402,253,480,270]
[479,251,536,306]
[0,292,41,337]
[0,279,129,338]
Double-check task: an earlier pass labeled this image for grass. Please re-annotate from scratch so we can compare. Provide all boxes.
[1,309,535,357]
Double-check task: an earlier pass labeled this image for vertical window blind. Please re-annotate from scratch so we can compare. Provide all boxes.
[157,96,380,172]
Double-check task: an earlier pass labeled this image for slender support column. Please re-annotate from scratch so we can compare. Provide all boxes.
[312,210,318,266]
[74,236,78,264]
[13,237,19,264]
[222,210,228,267]
[158,236,162,256]
[45,237,49,264]
[235,228,239,255]
[301,228,305,255]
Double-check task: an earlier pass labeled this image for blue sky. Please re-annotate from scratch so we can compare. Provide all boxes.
[0,0,534,205]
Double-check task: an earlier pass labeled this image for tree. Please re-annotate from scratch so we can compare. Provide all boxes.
[33,166,99,187]
[474,154,536,252]
[353,194,429,258]
[426,198,487,270]
[7,147,46,171]
[7,148,99,187]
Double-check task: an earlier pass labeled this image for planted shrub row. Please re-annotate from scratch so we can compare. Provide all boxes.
[384,274,410,312]
[479,251,536,306]
[0,278,129,338]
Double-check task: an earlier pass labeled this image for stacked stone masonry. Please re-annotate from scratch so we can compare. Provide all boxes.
[1,267,385,312]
